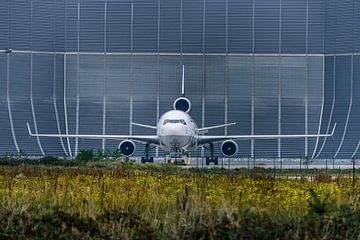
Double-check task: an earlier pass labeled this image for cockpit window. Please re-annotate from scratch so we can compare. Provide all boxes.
[163,119,187,125]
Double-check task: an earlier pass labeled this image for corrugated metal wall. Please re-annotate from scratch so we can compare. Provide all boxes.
[0,0,358,159]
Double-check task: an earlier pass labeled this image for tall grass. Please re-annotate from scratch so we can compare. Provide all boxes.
[0,165,359,239]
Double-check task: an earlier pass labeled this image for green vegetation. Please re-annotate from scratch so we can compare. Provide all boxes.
[0,159,358,239]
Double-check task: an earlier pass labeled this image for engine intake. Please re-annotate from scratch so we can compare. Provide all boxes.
[119,140,136,156]
[173,97,191,113]
[221,140,238,157]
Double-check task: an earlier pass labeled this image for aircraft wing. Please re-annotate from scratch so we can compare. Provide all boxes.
[27,123,159,145]
[197,124,336,146]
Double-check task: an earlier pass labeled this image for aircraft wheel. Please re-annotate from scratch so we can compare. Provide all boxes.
[141,157,146,163]
[214,157,218,165]
[149,157,154,163]
[206,157,210,165]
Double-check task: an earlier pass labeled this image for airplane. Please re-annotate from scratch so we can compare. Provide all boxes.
[27,65,336,165]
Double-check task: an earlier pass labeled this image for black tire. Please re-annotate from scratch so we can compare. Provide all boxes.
[206,157,210,165]
[149,157,154,163]
[214,157,218,165]
[141,157,146,163]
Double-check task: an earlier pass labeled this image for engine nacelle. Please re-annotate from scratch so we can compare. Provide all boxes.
[173,97,191,113]
[119,140,136,156]
[221,140,238,157]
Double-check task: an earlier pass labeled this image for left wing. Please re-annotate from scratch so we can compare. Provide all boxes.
[27,123,159,145]
[197,123,336,146]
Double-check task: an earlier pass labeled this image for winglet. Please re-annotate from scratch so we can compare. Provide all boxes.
[331,122,337,136]
[26,122,33,136]
[181,65,185,97]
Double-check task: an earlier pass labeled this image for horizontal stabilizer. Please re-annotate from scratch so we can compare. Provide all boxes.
[131,122,157,130]
[196,122,236,134]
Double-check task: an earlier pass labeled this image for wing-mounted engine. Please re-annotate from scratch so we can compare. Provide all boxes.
[119,140,136,156]
[221,140,238,157]
[173,97,191,113]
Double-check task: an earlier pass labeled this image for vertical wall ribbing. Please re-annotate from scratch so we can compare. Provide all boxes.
[315,56,336,158]
[129,0,133,136]
[53,54,68,156]
[30,1,45,156]
[74,0,80,156]
[101,0,107,150]
[278,0,282,159]
[156,0,160,157]
[6,54,19,153]
[304,0,309,157]
[251,0,255,158]
[63,0,72,157]
[334,55,353,158]
[224,0,228,136]
[201,0,205,157]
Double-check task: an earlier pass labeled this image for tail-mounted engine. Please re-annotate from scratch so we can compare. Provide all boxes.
[119,140,136,156]
[221,140,238,157]
[173,97,191,113]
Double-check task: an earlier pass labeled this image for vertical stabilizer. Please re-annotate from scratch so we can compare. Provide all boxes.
[181,65,185,97]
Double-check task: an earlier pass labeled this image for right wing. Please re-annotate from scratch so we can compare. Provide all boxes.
[27,123,159,145]
[197,123,336,146]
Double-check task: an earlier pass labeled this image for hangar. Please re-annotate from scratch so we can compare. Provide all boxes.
[0,0,358,159]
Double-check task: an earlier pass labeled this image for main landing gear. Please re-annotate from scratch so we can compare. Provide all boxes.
[206,143,218,165]
[141,143,154,163]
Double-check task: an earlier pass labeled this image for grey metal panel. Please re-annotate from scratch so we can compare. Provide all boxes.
[106,1,132,52]
[253,56,279,157]
[227,56,252,157]
[54,0,66,52]
[338,56,360,158]
[159,0,181,52]
[133,0,158,52]
[10,0,31,50]
[0,2,9,49]
[355,1,360,53]
[335,0,353,54]
[281,0,306,53]
[79,1,105,52]
[227,0,253,53]
[254,97,278,157]
[324,0,336,54]
[9,53,41,155]
[205,0,226,53]
[132,55,158,156]
[77,54,104,151]
[32,54,63,155]
[65,0,79,52]
[104,55,131,150]
[254,57,278,97]
[0,55,17,154]
[316,56,334,158]
[281,56,305,157]
[307,56,323,156]
[182,0,203,53]
[65,54,78,155]
[350,56,360,157]
[32,1,55,51]
[205,55,226,156]
[254,0,280,53]
[307,0,325,53]
[54,54,67,155]
[320,56,351,157]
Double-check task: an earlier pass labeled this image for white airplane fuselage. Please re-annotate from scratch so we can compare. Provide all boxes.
[157,110,197,152]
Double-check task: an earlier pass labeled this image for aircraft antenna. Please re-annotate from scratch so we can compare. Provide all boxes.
[181,65,185,97]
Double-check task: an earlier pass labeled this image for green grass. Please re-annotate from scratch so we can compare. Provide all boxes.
[0,158,358,239]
